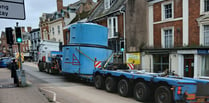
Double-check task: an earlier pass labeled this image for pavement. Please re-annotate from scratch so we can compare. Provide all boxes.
[0,68,50,103]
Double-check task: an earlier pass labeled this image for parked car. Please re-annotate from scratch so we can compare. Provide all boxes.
[0,57,13,68]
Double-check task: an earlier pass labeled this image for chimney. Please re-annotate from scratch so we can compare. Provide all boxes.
[27,27,32,32]
[21,27,25,33]
[57,0,63,12]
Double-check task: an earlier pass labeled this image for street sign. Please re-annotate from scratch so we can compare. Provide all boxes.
[0,0,25,20]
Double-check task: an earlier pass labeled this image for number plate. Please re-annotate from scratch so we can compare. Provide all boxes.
[186,94,196,100]
[197,98,205,102]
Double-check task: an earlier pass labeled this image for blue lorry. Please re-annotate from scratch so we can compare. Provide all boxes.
[59,23,209,103]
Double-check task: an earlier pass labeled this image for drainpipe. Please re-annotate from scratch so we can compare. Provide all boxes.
[120,10,126,64]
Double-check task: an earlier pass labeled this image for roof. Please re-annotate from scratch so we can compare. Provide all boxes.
[88,0,126,22]
[70,11,90,24]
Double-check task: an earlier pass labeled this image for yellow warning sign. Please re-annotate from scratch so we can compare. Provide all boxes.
[126,53,140,64]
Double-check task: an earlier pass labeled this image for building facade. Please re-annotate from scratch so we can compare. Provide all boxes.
[142,0,209,79]
[30,28,41,61]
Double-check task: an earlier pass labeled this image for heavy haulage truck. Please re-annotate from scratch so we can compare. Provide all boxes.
[39,23,209,103]
[38,40,62,74]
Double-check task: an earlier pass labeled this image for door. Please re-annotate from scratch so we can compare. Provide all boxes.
[184,55,194,78]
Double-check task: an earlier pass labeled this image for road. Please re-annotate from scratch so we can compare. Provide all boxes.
[22,62,145,103]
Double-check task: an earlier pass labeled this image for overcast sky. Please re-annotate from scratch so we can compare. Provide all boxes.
[0,0,95,32]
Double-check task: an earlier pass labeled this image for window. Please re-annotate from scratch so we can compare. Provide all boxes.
[52,27,54,35]
[58,26,60,34]
[161,28,174,48]
[104,0,115,9]
[202,55,209,76]
[104,0,110,9]
[205,0,209,12]
[107,17,118,38]
[204,25,209,46]
[162,2,173,20]
[153,54,169,73]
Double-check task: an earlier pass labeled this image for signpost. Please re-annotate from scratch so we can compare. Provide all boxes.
[0,0,25,20]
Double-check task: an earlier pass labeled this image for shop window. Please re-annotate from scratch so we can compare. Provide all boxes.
[153,54,169,73]
[202,55,209,76]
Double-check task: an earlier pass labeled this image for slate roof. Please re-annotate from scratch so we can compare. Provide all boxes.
[88,0,126,22]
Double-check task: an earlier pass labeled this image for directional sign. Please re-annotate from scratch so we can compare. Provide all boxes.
[0,0,25,20]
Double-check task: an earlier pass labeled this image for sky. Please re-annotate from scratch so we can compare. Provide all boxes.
[0,0,95,32]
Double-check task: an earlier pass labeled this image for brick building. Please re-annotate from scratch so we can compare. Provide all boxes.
[142,0,209,79]
[0,32,9,57]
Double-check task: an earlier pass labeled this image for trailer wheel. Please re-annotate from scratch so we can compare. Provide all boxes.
[94,75,104,89]
[118,79,131,97]
[155,86,172,103]
[134,82,150,102]
[38,62,44,72]
[105,77,116,92]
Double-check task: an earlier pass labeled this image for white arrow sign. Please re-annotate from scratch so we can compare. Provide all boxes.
[0,0,25,20]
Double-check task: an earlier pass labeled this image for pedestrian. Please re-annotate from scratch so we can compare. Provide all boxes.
[11,59,19,86]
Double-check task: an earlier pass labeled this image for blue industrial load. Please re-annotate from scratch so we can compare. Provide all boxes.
[69,23,108,46]
[62,23,112,80]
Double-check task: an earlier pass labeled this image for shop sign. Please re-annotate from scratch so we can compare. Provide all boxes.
[126,53,140,64]
[197,50,209,54]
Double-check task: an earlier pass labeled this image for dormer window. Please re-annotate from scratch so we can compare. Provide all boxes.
[104,0,116,9]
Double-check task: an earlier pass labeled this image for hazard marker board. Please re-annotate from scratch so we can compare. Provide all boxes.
[127,64,134,70]
[94,61,102,68]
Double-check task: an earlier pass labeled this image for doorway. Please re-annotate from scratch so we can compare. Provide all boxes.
[184,55,194,78]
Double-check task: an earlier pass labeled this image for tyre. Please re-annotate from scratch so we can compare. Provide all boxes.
[105,77,117,92]
[155,86,173,103]
[38,62,44,72]
[118,79,131,97]
[134,82,150,102]
[94,75,104,89]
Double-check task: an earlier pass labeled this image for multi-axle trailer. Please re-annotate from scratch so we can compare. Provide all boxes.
[39,23,209,103]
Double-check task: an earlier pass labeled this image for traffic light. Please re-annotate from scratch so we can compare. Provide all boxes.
[15,27,22,43]
[5,27,14,45]
[120,41,124,52]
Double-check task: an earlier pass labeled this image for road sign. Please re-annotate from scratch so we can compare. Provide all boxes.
[94,61,102,68]
[0,0,25,20]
